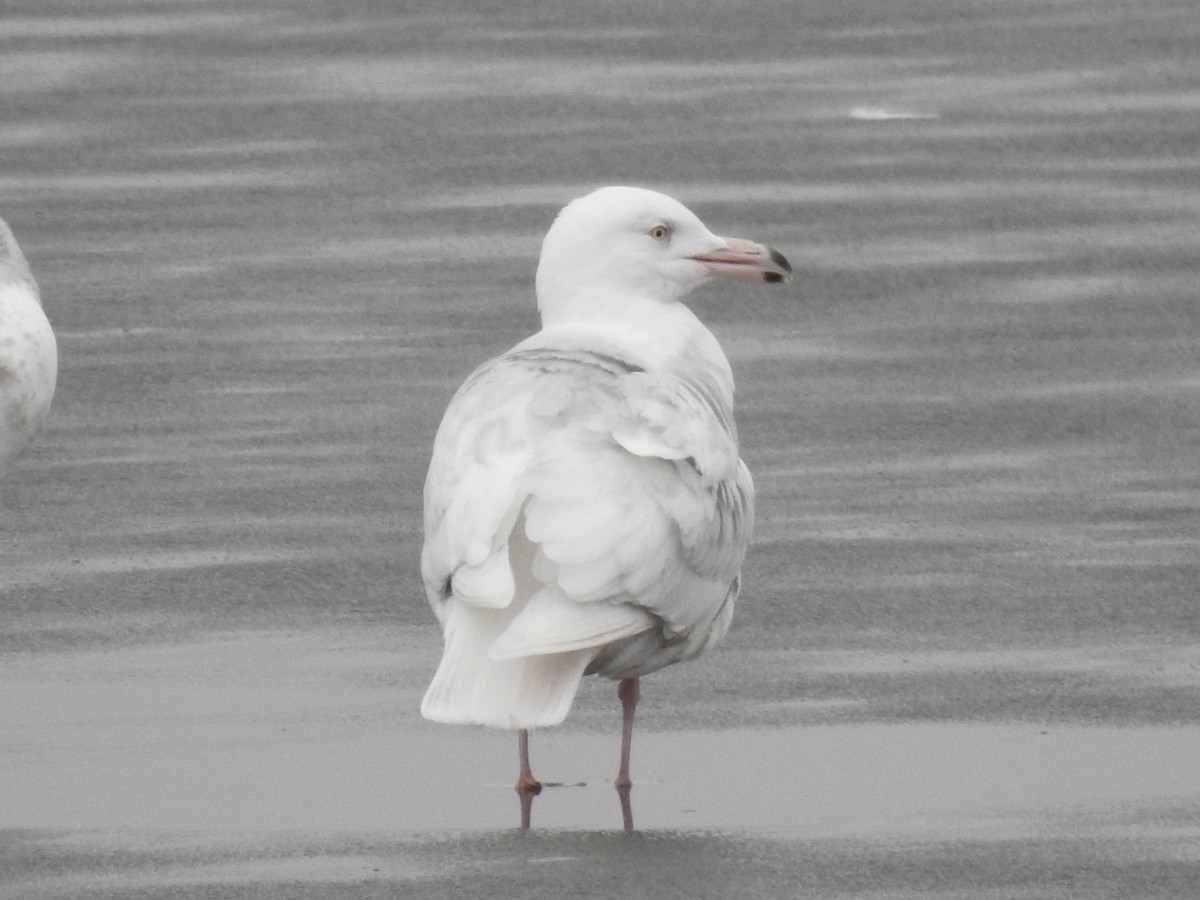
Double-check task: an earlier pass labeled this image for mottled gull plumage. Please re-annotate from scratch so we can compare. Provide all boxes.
[419,186,790,814]
[0,218,56,473]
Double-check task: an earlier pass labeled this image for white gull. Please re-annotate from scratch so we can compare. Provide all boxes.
[419,186,790,803]
[0,218,56,473]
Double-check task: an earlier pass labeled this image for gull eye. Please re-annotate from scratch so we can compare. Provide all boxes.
[647,223,671,241]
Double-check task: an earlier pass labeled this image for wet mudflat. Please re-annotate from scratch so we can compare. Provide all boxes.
[3,0,1200,897]
[4,629,1200,898]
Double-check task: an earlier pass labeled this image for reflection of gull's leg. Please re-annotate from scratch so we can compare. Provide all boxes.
[518,782,537,831]
[617,782,634,832]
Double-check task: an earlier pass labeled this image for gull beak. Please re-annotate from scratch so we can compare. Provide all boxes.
[690,238,792,284]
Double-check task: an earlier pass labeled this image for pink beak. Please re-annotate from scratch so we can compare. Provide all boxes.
[690,238,792,284]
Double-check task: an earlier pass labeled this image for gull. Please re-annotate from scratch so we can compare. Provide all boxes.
[0,218,56,473]
[419,186,790,804]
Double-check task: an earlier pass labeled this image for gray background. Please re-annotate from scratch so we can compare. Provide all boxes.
[3,1,1199,897]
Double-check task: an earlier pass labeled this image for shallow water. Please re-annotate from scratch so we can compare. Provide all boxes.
[4,631,1200,898]
[4,630,1198,839]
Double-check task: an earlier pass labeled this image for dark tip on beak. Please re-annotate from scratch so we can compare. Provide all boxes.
[692,239,792,284]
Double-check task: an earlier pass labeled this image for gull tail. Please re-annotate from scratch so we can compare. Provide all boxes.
[421,600,593,730]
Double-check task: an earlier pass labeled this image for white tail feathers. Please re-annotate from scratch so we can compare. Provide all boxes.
[422,514,663,730]
[490,586,654,659]
[420,600,595,729]
[449,547,514,608]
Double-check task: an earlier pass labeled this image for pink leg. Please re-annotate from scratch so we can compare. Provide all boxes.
[516,728,542,794]
[615,677,640,790]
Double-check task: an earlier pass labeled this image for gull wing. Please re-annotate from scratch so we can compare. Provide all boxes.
[419,343,753,726]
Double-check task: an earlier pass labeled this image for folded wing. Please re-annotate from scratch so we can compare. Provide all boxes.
[420,344,753,728]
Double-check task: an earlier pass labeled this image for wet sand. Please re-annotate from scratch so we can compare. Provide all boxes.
[4,629,1200,897]
[6,629,1198,835]
[3,0,1200,896]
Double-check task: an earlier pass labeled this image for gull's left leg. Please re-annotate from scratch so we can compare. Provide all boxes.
[516,728,542,793]
[615,677,639,830]
[516,728,541,830]
[615,677,640,789]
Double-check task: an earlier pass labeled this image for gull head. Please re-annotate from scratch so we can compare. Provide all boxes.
[535,186,790,320]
